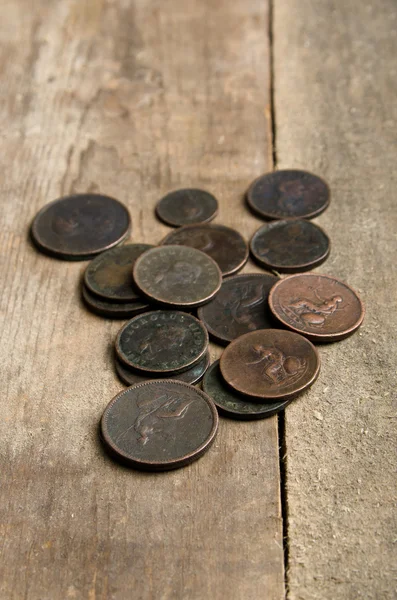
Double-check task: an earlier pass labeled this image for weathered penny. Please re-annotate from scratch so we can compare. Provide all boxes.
[31,193,131,260]
[84,243,153,302]
[220,329,320,400]
[161,224,248,276]
[115,351,210,386]
[115,310,209,373]
[82,285,149,319]
[247,170,330,220]
[133,245,222,308]
[250,220,330,273]
[101,380,218,471]
[203,361,291,419]
[269,273,365,342]
[156,188,218,227]
[198,273,278,345]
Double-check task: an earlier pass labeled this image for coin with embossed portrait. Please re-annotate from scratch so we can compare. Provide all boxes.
[115,310,209,374]
[268,273,365,342]
[247,170,330,220]
[31,193,131,260]
[133,245,222,308]
[100,380,218,470]
[198,273,278,345]
[220,329,320,400]
[156,188,218,227]
[161,224,248,276]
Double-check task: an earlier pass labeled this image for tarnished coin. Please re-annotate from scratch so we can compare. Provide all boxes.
[220,329,320,400]
[247,170,330,220]
[101,380,218,471]
[269,273,365,342]
[161,224,248,276]
[198,273,278,345]
[133,246,222,308]
[156,188,218,227]
[115,310,209,373]
[84,243,153,301]
[31,194,131,260]
[250,220,330,273]
[203,361,291,419]
[115,351,210,386]
[82,285,149,319]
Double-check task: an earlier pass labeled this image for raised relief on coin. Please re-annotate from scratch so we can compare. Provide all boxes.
[156,188,218,227]
[247,344,307,386]
[284,292,344,329]
[154,261,202,290]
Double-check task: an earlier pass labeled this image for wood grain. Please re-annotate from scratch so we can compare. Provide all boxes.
[0,1,284,598]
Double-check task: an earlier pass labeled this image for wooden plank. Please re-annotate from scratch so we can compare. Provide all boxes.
[0,1,285,598]
[273,1,397,598]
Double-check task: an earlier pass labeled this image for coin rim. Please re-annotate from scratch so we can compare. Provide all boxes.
[82,284,149,319]
[161,223,249,276]
[246,169,331,221]
[219,328,321,400]
[249,219,331,273]
[31,193,131,260]
[268,273,366,342]
[155,188,219,227]
[132,245,222,308]
[100,380,219,470]
[115,310,209,373]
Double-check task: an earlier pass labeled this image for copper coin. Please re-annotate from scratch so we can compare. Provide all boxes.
[31,193,131,260]
[161,224,248,276]
[269,273,365,342]
[115,351,210,386]
[100,380,218,471]
[250,220,330,273]
[247,170,330,220]
[220,329,320,400]
[156,188,218,227]
[133,245,222,308]
[84,243,153,302]
[198,273,278,345]
[115,310,209,373]
[203,360,291,419]
[82,285,149,319]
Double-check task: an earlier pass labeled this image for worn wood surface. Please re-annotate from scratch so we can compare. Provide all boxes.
[0,1,285,599]
[274,1,397,598]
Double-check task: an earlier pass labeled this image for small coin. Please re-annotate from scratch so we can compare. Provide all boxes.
[161,224,248,276]
[198,273,278,345]
[84,243,153,302]
[100,380,218,471]
[31,193,131,260]
[202,361,291,419]
[82,285,149,319]
[115,310,209,373]
[115,351,210,386]
[133,245,222,308]
[247,170,330,220]
[156,188,218,227]
[220,329,320,400]
[268,273,365,342]
[250,220,330,273]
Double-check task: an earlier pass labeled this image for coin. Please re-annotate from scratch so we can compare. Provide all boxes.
[31,193,131,260]
[198,273,278,345]
[84,243,153,302]
[161,224,248,276]
[133,245,222,308]
[115,310,209,373]
[268,273,365,342]
[247,170,330,220]
[156,188,218,227]
[115,351,210,386]
[202,361,291,419]
[100,380,218,471]
[220,329,320,400]
[82,285,149,319]
[250,220,330,273]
